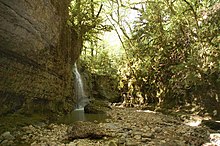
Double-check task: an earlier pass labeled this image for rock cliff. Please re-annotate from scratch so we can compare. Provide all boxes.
[0,0,80,115]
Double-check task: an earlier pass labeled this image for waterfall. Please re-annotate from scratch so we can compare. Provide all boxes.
[73,63,88,109]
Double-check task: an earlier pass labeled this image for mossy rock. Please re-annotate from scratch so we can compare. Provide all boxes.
[84,100,111,114]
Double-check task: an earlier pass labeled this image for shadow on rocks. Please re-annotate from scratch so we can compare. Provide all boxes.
[67,121,107,140]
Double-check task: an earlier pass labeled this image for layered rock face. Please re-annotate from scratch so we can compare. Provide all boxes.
[0,0,80,115]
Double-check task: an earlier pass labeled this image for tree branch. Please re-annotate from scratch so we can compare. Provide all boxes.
[182,0,199,29]
[96,4,103,19]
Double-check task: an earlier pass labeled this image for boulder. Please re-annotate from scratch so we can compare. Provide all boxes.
[67,121,106,140]
[84,100,111,114]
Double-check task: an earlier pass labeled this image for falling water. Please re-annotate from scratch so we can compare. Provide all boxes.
[56,64,109,123]
[73,63,88,109]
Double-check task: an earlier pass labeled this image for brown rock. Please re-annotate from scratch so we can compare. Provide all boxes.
[0,0,79,115]
[67,121,107,140]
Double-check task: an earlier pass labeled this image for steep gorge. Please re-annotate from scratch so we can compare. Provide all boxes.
[0,0,80,115]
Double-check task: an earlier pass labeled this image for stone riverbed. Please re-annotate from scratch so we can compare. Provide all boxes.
[0,107,220,146]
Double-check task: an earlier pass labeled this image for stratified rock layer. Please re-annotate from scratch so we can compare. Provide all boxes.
[0,0,80,115]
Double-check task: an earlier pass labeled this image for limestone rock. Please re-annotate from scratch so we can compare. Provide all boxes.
[67,121,107,140]
[0,0,79,115]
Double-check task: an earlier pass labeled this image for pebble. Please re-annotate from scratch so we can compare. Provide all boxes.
[1,131,15,140]
[133,131,142,135]
[108,141,117,146]
[31,141,39,146]
[126,140,139,146]
[8,107,214,145]
[141,137,151,142]
[134,134,142,140]
[66,142,77,146]
[142,132,154,138]
[118,138,126,144]
[143,126,150,131]
[1,140,8,144]
[105,119,112,123]
[111,133,116,137]
[154,127,162,133]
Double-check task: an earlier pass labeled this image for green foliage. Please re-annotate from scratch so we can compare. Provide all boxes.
[68,0,118,76]
[80,50,119,75]
[68,0,118,78]
[117,0,220,108]
[68,0,112,44]
[69,0,220,113]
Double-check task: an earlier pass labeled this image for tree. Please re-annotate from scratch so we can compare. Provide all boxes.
[116,0,220,113]
[69,0,220,116]
[68,0,111,55]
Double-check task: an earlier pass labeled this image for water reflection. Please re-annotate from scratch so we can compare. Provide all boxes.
[58,108,109,124]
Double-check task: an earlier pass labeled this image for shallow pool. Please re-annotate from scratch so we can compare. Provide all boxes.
[57,108,109,124]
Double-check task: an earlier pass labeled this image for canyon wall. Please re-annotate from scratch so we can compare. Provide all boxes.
[0,0,80,115]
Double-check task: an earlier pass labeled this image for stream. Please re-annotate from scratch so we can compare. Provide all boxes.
[57,108,109,124]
